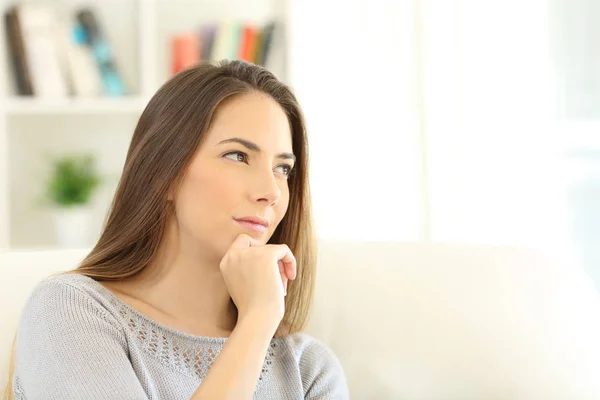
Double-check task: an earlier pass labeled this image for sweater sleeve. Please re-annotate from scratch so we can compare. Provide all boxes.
[298,336,350,400]
[14,279,149,400]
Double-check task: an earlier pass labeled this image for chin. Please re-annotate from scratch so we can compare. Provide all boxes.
[238,230,271,245]
[205,228,273,261]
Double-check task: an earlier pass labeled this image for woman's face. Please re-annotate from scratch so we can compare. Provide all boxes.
[172,92,294,260]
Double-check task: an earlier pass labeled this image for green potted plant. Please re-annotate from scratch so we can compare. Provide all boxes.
[46,154,102,248]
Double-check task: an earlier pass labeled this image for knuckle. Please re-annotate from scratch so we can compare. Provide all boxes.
[219,256,228,269]
[277,244,291,253]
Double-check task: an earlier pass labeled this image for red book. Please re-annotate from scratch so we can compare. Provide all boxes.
[171,33,201,75]
[238,25,258,62]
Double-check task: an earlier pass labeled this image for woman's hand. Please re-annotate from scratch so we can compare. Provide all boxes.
[191,236,297,399]
[219,234,297,326]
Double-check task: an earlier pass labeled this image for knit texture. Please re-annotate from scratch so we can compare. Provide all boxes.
[13,274,348,399]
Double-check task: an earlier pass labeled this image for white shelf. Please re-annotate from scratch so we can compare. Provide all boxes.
[4,97,149,115]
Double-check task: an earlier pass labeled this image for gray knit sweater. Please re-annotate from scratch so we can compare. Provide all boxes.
[13,274,349,399]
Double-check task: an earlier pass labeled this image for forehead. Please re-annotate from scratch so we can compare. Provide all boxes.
[203,92,292,149]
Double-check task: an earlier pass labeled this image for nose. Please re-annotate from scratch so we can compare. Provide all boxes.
[250,168,281,206]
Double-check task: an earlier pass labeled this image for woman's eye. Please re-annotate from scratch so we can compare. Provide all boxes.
[275,164,293,177]
[224,151,247,163]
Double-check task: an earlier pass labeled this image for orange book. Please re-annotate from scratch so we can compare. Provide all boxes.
[171,33,201,75]
[238,25,259,63]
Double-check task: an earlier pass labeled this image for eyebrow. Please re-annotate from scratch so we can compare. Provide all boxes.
[217,137,296,161]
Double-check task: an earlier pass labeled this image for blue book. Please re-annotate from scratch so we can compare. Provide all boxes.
[76,8,126,96]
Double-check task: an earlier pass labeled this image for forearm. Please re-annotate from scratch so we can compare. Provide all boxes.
[190,312,279,400]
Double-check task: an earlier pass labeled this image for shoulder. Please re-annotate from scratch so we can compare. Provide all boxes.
[281,332,350,399]
[282,332,339,362]
[27,273,104,301]
[19,273,123,331]
[16,273,128,365]
[14,274,150,399]
[29,272,111,300]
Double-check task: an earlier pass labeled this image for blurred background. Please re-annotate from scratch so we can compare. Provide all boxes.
[0,0,599,290]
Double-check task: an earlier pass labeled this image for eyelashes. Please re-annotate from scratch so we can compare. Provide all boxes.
[276,164,293,176]
[223,151,247,163]
[222,151,294,178]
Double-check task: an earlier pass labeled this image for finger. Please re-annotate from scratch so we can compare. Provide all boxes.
[278,261,287,294]
[278,245,296,280]
[285,262,296,282]
[230,234,253,249]
[275,245,297,280]
[247,237,262,247]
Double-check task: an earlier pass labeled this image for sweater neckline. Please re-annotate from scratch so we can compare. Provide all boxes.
[79,273,267,345]
[59,273,283,383]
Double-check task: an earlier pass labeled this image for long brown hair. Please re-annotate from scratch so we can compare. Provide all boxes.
[3,60,315,399]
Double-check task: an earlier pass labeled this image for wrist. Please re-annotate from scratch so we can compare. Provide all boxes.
[237,309,281,335]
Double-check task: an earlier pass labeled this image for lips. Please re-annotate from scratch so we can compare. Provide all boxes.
[234,217,269,233]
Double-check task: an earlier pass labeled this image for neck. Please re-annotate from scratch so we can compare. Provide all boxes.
[127,220,237,337]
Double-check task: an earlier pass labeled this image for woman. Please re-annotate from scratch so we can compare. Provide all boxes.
[6,60,348,399]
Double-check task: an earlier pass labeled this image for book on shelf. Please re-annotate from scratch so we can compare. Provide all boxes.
[4,7,33,95]
[3,5,127,99]
[76,9,126,96]
[60,23,103,97]
[171,21,279,76]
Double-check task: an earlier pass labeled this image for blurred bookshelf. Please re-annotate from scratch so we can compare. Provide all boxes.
[0,0,288,250]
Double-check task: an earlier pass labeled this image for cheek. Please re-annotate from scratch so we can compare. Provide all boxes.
[274,184,291,224]
[175,166,238,231]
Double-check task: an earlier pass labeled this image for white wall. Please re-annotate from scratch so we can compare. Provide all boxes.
[422,0,570,251]
[288,0,424,241]
[289,0,575,256]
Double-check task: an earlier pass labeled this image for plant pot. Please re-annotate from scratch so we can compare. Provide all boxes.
[53,206,92,248]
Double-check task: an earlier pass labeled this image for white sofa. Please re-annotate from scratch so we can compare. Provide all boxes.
[2,242,600,399]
